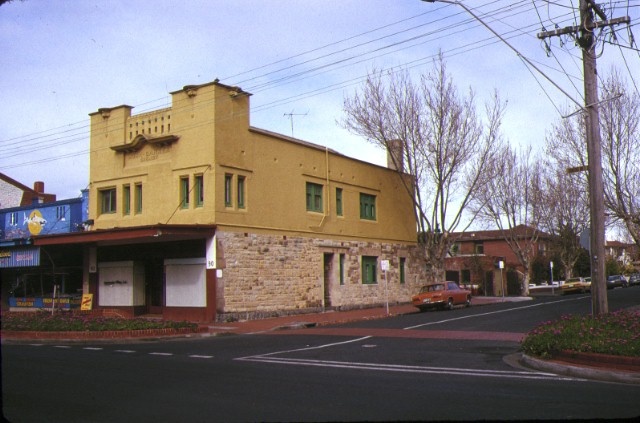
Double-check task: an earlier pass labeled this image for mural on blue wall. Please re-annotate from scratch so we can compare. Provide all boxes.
[0,190,88,242]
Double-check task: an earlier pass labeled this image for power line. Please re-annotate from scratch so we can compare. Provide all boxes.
[2,2,637,173]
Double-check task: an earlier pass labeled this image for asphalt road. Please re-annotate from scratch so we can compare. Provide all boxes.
[3,287,640,422]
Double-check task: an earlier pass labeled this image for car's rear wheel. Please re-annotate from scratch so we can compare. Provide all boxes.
[446,298,454,310]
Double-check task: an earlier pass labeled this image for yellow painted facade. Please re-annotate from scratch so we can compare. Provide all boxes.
[89,81,416,244]
[87,80,426,319]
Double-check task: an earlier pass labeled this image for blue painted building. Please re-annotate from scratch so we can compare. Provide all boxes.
[0,190,89,310]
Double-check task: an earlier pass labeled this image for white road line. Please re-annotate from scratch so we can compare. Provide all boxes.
[189,355,214,359]
[83,347,103,351]
[115,350,136,354]
[237,356,585,382]
[149,352,173,356]
[237,336,372,360]
[53,345,71,349]
[404,297,587,330]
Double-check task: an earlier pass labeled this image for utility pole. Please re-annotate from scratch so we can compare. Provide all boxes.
[538,1,629,315]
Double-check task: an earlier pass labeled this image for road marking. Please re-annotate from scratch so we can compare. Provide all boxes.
[235,334,588,383]
[403,297,586,330]
[236,356,585,382]
[189,355,214,359]
[238,336,373,360]
[53,345,71,349]
[149,352,173,356]
[115,350,136,354]
[83,347,103,351]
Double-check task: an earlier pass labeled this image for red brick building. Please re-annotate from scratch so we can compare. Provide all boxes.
[445,225,551,296]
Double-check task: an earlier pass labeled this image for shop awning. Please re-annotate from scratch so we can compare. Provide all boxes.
[32,224,216,247]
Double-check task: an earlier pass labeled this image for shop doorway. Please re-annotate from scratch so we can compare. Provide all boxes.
[145,259,164,314]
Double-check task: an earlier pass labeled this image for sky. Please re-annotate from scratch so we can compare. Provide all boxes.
[1,0,639,203]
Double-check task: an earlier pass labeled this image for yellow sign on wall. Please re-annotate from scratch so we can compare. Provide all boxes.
[26,210,46,235]
[81,294,93,311]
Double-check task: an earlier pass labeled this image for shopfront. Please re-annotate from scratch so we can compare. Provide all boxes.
[1,244,84,312]
[30,225,218,322]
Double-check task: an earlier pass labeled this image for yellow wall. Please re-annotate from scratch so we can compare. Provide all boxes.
[88,80,416,244]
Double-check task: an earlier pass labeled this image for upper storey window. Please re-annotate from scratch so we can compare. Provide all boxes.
[360,193,376,220]
[100,188,117,214]
[306,182,323,213]
[195,174,204,207]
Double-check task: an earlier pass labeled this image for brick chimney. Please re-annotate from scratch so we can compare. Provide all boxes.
[34,181,45,193]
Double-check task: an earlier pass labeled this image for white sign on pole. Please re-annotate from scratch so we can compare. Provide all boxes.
[381,260,390,271]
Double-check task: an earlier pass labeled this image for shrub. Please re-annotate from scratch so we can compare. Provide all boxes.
[521,310,640,358]
[1,311,198,332]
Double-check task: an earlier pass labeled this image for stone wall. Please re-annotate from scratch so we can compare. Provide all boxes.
[215,231,427,321]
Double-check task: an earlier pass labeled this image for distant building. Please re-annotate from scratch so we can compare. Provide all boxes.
[605,240,637,268]
[19,80,427,322]
[0,172,56,208]
[445,225,552,296]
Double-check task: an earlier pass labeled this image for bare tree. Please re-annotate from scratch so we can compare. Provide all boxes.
[538,164,590,279]
[600,69,640,246]
[542,92,593,280]
[544,68,640,249]
[341,55,505,281]
[470,145,542,294]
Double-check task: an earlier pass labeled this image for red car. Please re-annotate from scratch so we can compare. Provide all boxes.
[411,281,472,312]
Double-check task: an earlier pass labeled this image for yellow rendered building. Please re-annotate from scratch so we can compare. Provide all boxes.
[82,80,426,321]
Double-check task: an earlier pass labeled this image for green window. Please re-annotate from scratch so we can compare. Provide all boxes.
[360,193,376,220]
[224,174,233,207]
[339,254,345,285]
[399,257,406,284]
[134,183,142,214]
[123,185,131,215]
[195,174,204,207]
[237,175,246,209]
[180,176,190,209]
[336,188,343,216]
[362,256,377,284]
[306,182,323,212]
[100,188,117,214]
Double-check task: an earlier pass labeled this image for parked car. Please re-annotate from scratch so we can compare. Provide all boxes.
[561,277,590,294]
[584,277,591,292]
[628,273,640,286]
[411,281,471,312]
[606,275,628,289]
